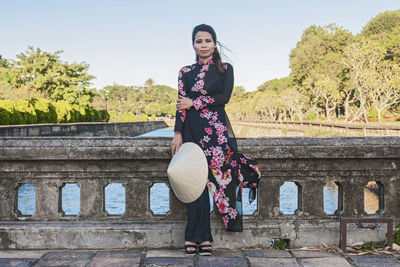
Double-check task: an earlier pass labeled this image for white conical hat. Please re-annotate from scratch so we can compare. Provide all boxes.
[167,142,208,203]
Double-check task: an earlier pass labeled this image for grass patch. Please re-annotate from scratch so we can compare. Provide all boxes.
[270,239,289,250]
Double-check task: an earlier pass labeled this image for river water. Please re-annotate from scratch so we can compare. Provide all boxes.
[17,128,378,216]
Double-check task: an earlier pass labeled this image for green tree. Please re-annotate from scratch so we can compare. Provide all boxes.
[5,46,95,105]
[0,80,14,100]
[342,38,386,122]
[361,10,400,36]
[290,24,354,120]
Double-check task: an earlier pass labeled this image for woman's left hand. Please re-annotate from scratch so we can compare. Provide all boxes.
[176,96,193,110]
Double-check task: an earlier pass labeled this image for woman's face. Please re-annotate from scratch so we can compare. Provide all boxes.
[193,31,216,62]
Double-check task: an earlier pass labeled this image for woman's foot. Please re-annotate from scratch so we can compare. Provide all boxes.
[198,241,212,256]
[184,241,197,256]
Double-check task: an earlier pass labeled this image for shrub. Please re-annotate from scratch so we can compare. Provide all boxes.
[367,108,387,119]
[307,113,317,120]
[31,98,57,123]
[140,113,148,122]
[0,98,107,125]
[98,110,110,122]
[53,101,71,123]
[119,112,137,122]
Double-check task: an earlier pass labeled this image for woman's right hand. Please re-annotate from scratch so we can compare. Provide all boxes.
[171,132,183,156]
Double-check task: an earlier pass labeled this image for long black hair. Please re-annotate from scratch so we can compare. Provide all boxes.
[192,24,231,75]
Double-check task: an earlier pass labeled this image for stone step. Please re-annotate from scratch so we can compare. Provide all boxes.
[0,249,399,267]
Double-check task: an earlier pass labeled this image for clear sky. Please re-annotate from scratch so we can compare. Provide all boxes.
[0,0,399,92]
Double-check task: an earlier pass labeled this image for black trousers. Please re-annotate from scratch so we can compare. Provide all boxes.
[185,186,214,243]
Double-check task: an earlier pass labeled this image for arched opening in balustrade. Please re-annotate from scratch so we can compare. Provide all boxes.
[150,182,170,215]
[104,183,126,216]
[280,181,302,215]
[60,183,80,216]
[364,181,384,214]
[16,183,36,216]
[242,187,258,215]
[323,181,343,215]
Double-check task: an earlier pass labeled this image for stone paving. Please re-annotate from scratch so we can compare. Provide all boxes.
[0,248,399,267]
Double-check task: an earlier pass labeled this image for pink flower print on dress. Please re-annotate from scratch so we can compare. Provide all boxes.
[211,168,222,180]
[200,58,214,65]
[204,149,211,156]
[231,160,237,168]
[181,67,191,73]
[207,181,217,195]
[213,187,225,203]
[200,64,210,72]
[228,207,238,219]
[216,130,224,136]
[202,96,215,104]
[192,99,204,110]
[222,215,229,228]
[200,110,212,119]
[210,157,223,169]
[192,80,204,92]
[204,127,213,135]
[218,169,232,189]
[240,157,247,164]
[217,135,228,145]
[217,197,229,214]
[203,135,210,143]
[179,109,186,122]
[210,145,223,156]
[205,112,213,119]
[197,72,205,79]
[178,79,183,89]
[213,122,227,133]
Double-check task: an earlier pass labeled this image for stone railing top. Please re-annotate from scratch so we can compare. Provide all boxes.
[231,119,400,130]
[1,136,400,160]
[0,121,164,128]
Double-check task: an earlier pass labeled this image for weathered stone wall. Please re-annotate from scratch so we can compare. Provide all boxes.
[0,121,167,137]
[0,137,399,249]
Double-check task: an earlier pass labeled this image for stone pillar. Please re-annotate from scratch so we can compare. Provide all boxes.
[341,179,365,217]
[382,175,400,216]
[0,179,17,220]
[257,179,281,219]
[125,180,152,220]
[301,180,325,218]
[33,179,61,220]
[79,179,106,220]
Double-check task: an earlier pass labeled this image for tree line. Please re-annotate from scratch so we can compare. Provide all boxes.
[0,47,175,123]
[227,10,400,123]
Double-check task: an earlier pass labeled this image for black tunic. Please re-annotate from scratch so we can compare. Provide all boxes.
[174,57,261,232]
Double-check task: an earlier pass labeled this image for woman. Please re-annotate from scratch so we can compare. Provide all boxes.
[171,24,261,256]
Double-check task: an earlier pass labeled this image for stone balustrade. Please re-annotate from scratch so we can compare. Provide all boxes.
[0,136,399,249]
[0,121,167,137]
[230,120,400,136]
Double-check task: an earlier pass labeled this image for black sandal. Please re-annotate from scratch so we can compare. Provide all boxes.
[184,244,197,256]
[198,244,212,256]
